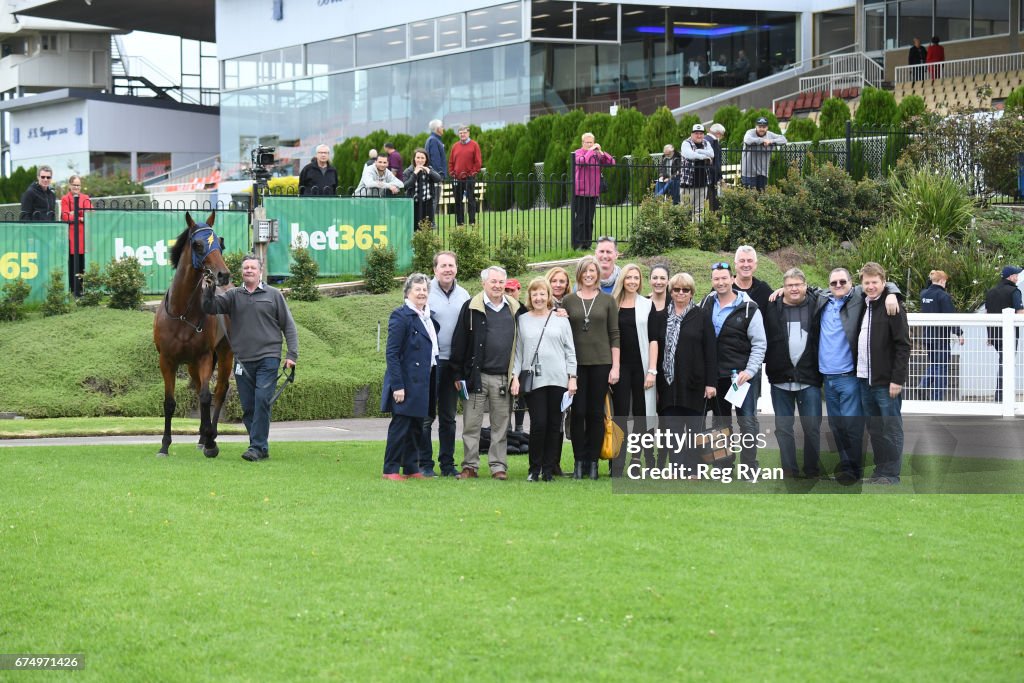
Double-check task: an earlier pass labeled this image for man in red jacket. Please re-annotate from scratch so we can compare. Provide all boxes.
[448,125,481,226]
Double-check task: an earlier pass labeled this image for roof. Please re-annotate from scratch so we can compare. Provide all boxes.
[12,0,215,42]
[0,88,217,115]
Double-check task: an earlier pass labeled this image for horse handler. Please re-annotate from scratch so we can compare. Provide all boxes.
[202,253,298,462]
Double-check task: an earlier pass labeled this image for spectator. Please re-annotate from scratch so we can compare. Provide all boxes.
[511,277,578,482]
[20,165,56,221]
[857,262,911,485]
[733,245,773,312]
[448,125,482,226]
[595,236,620,294]
[649,272,717,466]
[381,273,439,480]
[763,268,822,479]
[426,120,448,217]
[545,266,571,310]
[571,132,616,250]
[366,149,378,167]
[984,265,1024,403]
[919,270,964,401]
[60,174,92,295]
[201,254,298,462]
[680,124,715,223]
[506,278,527,435]
[403,148,442,230]
[741,117,786,192]
[383,142,403,182]
[655,144,681,204]
[354,155,403,197]
[298,144,338,197]
[926,36,945,80]
[700,261,766,478]
[450,266,522,480]
[563,256,620,479]
[706,123,726,211]
[732,50,750,83]
[908,37,928,82]
[648,264,670,312]
[421,251,471,477]
[610,264,658,472]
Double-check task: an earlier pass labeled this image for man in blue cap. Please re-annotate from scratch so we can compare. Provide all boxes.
[984,265,1024,402]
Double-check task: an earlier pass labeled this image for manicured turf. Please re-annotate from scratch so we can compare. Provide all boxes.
[0,417,247,438]
[3,441,1021,681]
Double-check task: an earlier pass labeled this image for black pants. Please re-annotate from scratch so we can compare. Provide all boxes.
[453,178,477,225]
[707,183,720,212]
[611,362,648,422]
[68,253,84,296]
[413,199,435,230]
[570,364,610,463]
[421,361,456,473]
[660,405,703,467]
[571,194,597,250]
[524,385,565,475]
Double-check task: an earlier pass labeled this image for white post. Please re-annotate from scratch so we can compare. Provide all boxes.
[1001,307,1015,417]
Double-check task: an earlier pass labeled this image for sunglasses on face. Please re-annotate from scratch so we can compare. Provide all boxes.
[671,288,692,294]
[40,175,52,180]
[829,279,849,287]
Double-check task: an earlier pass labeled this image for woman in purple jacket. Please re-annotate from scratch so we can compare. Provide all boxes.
[571,132,615,250]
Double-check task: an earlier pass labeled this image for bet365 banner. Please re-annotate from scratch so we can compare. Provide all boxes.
[0,222,68,303]
[262,197,413,277]
[86,210,251,294]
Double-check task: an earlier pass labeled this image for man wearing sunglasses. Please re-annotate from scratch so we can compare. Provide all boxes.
[20,165,57,221]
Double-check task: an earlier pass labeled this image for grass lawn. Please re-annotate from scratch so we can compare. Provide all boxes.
[0,417,247,439]
[3,441,1021,681]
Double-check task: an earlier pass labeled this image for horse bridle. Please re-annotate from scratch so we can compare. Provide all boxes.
[164,225,223,334]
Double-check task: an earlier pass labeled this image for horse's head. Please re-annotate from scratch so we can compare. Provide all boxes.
[185,211,230,286]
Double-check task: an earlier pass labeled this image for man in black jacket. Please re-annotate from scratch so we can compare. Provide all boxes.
[706,123,726,211]
[298,144,338,196]
[856,262,911,484]
[984,265,1024,403]
[919,269,964,400]
[20,165,56,220]
[764,268,822,479]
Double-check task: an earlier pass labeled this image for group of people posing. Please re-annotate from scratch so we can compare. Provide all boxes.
[381,241,917,486]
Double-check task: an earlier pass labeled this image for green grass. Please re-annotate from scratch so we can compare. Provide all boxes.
[0,417,247,438]
[2,441,1021,681]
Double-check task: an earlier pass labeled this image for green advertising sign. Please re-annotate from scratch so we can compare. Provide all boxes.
[86,211,251,294]
[262,197,413,276]
[0,222,68,303]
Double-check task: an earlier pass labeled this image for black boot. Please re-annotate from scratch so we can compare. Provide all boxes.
[589,461,599,480]
[573,462,584,479]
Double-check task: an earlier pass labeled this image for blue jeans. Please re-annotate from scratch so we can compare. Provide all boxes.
[860,381,904,482]
[236,356,281,454]
[919,347,951,400]
[421,360,458,473]
[712,373,761,467]
[741,175,767,192]
[823,373,863,478]
[655,177,681,204]
[770,384,822,476]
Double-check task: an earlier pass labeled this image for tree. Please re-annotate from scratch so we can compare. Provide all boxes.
[606,108,645,204]
[542,141,569,208]
[784,117,818,143]
[80,172,146,198]
[512,139,540,210]
[853,86,899,128]
[818,97,851,140]
[710,105,742,138]
[1004,84,1024,113]
[640,107,678,154]
[897,95,927,125]
[677,114,702,143]
[484,141,514,211]
[552,109,585,145]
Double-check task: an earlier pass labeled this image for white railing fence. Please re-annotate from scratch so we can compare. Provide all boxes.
[894,51,1024,83]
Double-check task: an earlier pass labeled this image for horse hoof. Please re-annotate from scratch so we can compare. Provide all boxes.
[203,446,220,458]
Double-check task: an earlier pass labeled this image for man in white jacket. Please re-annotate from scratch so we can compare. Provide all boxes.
[354,155,403,197]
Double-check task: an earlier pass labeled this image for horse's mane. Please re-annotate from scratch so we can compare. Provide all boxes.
[169,225,192,269]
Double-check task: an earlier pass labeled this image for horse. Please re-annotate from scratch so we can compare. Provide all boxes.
[153,211,234,457]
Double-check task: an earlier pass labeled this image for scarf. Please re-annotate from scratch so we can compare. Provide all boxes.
[600,265,621,292]
[406,299,439,366]
[662,302,694,386]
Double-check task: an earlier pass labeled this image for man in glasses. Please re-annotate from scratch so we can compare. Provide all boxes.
[701,262,767,478]
[20,165,57,221]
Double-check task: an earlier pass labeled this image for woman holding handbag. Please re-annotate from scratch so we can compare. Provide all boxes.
[511,278,577,481]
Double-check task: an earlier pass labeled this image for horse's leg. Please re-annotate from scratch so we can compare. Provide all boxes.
[195,355,219,458]
[207,346,233,458]
[158,355,177,457]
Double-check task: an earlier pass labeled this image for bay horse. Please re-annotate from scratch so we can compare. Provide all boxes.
[153,211,234,457]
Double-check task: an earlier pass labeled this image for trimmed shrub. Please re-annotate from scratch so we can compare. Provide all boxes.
[411,224,443,274]
[640,107,678,154]
[362,245,398,294]
[42,270,72,317]
[492,230,530,277]
[626,195,698,257]
[630,145,654,204]
[677,113,702,143]
[448,226,489,281]
[710,105,742,139]
[696,212,730,252]
[223,250,247,287]
[512,141,540,210]
[0,278,31,321]
[783,117,817,142]
[77,262,106,307]
[105,257,146,310]
[818,97,851,140]
[288,246,321,301]
[484,142,514,211]
[607,108,645,204]
[543,141,569,208]
[896,95,926,124]
[1005,85,1024,113]
[854,86,899,128]
[553,109,586,144]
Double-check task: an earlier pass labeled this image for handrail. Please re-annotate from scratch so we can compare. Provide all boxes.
[142,155,220,187]
[894,51,1024,83]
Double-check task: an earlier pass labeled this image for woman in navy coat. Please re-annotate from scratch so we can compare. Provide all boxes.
[381,273,440,479]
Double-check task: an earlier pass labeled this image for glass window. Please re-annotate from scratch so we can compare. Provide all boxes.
[532,0,574,40]
[261,49,283,82]
[898,0,932,48]
[438,14,464,51]
[816,9,855,56]
[973,0,1010,37]
[577,2,618,42]
[307,36,353,75]
[467,3,522,47]
[409,19,436,56]
[935,0,971,41]
[282,45,303,80]
[864,5,885,52]
[357,25,406,67]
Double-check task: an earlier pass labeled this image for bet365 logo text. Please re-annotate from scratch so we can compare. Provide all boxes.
[114,237,174,266]
[290,224,388,250]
